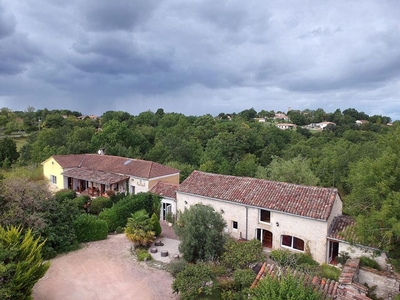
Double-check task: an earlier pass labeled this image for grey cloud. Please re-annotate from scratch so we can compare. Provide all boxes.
[81,0,160,32]
[0,33,41,75]
[0,3,15,38]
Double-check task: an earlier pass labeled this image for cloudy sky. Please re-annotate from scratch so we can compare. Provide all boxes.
[1,1,400,119]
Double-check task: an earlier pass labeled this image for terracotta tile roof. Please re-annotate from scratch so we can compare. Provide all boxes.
[51,154,86,168]
[252,261,371,300]
[328,215,357,242]
[62,168,129,185]
[178,171,339,220]
[149,181,179,199]
[251,263,339,299]
[52,154,179,179]
[328,215,383,250]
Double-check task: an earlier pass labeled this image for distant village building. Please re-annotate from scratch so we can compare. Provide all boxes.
[276,123,296,130]
[254,117,266,123]
[355,120,369,125]
[274,113,289,121]
[304,121,336,130]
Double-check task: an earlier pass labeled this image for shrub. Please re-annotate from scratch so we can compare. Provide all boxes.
[221,238,265,270]
[172,263,216,300]
[98,207,119,232]
[150,212,162,236]
[233,269,256,291]
[319,264,340,281]
[337,251,351,265]
[168,259,188,277]
[55,189,77,201]
[250,273,323,300]
[0,226,50,300]
[270,249,318,273]
[72,195,90,211]
[74,214,109,243]
[359,256,381,270]
[90,196,113,215]
[115,226,124,234]
[136,249,152,261]
[99,193,161,232]
[125,210,155,246]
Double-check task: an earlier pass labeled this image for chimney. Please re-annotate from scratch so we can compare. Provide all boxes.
[98,148,105,155]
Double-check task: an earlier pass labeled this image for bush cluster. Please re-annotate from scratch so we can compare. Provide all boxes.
[136,248,152,261]
[168,259,188,277]
[54,189,77,201]
[90,196,113,215]
[99,193,160,232]
[359,256,381,270]
[74,214,109,243]
[270,249,319,273]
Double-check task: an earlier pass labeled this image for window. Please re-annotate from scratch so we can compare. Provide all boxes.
[281,235,304,251]
[50,175,57,184]
[232,221,238,230]
[259,209,271,223]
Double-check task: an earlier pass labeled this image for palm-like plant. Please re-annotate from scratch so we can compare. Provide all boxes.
[124,209,155,246]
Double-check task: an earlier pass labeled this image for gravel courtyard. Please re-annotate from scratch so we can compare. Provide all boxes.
[33,234,179,300]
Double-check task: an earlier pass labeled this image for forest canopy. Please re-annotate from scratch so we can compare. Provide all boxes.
[0,106,399,257]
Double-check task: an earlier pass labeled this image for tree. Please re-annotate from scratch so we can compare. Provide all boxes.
[172,263,216,300]
[234,154,259,177]
[250,273,323,300]
[174,204,226,262]
[221,238,265,270]
[0,177,51,229]
[125,209,156,246]
[150,212,162,236]
[265,156,319,186]
[0,226,50,300]
[0,137,19,166]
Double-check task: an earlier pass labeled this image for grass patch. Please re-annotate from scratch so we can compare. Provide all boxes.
[14,136,28,151]
[359,256,381,271]
[319,264,340,281]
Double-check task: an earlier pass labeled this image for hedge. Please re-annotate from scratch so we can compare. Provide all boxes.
[99,193,160,232]
[90,196,113,215]
[74,214,109,243]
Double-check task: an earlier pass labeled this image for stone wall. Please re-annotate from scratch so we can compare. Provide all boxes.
[358,267,400,299]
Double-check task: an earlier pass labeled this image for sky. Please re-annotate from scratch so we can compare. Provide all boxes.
[1,1,400,120]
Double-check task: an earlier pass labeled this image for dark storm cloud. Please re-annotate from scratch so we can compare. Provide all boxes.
[0,4,40,75]
[1,0,400,119]
[81,1,160,32]
[0,3,15,38]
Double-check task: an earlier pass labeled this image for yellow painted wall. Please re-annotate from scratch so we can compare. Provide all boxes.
[42,157,64,190]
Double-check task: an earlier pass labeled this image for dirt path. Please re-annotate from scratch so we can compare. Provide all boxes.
[33,234,178,300]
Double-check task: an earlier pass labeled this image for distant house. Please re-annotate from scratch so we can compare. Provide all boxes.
[274,113,289,121]
[254,117,266,123]
[176,171,342,264]
[150,181,179,222]
[276,123,297,130]
[356,120,369,125]
[317,121,336,129]
[305,121,336,130]
[42,154,179,196]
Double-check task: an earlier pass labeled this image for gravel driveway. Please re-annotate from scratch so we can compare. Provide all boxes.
[33,234,178,300]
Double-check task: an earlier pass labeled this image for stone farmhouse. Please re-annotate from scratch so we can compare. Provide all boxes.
[42,154,179,197]
[175,170,342,264]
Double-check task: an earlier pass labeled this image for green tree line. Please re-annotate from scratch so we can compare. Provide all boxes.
[1,106,399,259]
